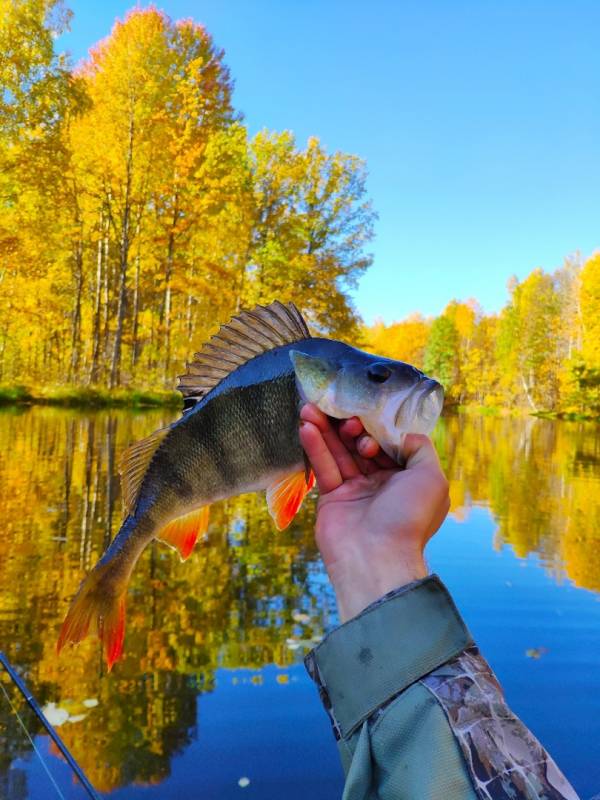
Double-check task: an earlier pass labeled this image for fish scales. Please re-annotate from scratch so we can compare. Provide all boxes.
[57,302,444,669]
[140,372,303,518]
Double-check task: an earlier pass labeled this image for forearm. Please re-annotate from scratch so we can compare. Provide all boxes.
[305,576,580,800]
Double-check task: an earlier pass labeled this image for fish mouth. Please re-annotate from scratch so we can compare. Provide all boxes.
[394,378,444,428]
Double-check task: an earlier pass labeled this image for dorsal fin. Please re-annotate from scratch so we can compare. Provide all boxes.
[118,427,171,515]
[177,301,311,402]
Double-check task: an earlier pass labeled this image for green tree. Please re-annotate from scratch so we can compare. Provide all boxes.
[497,269,561,411]
[424,315,459,396]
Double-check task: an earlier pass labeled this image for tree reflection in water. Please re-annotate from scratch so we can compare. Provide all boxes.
[0,407,599,793]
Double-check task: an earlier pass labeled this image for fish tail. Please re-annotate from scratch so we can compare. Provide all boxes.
[57,516,143,671]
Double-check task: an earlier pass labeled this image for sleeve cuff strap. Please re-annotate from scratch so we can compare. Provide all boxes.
[304,575,473,738]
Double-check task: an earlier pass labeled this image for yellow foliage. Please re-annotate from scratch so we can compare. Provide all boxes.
[364,313,429,367]
[0,5,374,390]
[580,254,600,369]
[364,255,600,416]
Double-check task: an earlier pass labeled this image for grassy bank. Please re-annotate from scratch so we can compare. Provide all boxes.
[0,384,182,409]
[452,403,600,421]
[1,385,598,419]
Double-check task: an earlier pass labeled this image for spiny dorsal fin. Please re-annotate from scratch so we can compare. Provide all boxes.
[118,427,171,515]
[177,301,311,402]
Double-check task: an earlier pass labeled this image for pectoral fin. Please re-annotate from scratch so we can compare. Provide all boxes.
[157,506,210,561]
[266,469,316,531]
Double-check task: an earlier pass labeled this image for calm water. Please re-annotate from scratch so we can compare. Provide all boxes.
[1,407,600,799]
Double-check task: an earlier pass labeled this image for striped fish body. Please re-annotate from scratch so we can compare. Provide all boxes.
[58,303,443,669]
[140,347,308,520]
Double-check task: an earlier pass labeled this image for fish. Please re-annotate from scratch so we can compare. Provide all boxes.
[57,301,444,669]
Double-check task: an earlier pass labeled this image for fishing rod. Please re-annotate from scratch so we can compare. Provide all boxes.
[0,651,101,800]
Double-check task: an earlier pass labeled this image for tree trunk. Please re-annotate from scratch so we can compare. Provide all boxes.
[104,416,116,549]
[186,281,194,340]
[102,227,111,370]
[110,235,129,388]
[109,115,135,389]
[162,199,179,382]
[69,238,84,382]
[163,232,174,382]
[90,212,106,384]
[131,228,141,370]
[521,374,537,412]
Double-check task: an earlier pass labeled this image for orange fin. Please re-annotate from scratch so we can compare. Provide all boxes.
[266,469,315,531]
[157,506,210,561]
[57,562,127,672]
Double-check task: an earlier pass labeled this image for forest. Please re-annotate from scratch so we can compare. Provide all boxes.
[366,255,600,416]
[1,1,599,416]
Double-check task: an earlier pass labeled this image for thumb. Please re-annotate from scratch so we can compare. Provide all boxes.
[402,434,442,471]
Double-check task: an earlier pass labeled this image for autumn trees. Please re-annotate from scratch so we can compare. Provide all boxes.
[365,255,600,416]
[1,3,598,415]
[0,3,374,389]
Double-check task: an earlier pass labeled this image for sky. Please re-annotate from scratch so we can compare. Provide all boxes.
[57,1,600,325]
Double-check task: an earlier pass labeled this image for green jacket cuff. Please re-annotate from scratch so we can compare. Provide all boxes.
[304,574,473,739]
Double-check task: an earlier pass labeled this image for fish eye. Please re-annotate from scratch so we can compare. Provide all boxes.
[367,363,392,383]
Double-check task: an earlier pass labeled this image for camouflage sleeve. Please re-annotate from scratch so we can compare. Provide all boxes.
[304,575,580,800]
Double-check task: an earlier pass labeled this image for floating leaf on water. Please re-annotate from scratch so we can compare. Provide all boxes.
[238,777,250,788]
[292,611,310,624]
[42,702,69,727]
[525,647,549,659]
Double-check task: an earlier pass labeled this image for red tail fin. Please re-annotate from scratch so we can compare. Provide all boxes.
[57,563,127,671]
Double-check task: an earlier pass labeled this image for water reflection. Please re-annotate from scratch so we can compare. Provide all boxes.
[0,407,330,794]
[0,407,599,795]
[434,414,600,592]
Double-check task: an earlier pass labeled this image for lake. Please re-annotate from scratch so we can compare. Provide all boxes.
[0,407,599,799]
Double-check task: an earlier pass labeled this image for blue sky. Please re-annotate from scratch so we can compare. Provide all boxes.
[57,1,600,324]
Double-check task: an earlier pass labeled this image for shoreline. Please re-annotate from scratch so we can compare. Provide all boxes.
[450,403,599,422]
[1,387,598,421]
[0,385,182,410]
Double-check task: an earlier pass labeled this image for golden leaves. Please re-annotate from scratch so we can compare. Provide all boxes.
[363,257,600,416]
[1,6,373,389]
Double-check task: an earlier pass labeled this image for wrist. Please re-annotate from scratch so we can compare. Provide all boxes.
[328,553,428,623]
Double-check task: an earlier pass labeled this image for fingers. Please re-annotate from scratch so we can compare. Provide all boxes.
[299,421,343,493]
[302,405,382,476]
[338,418,396,470]
[356,433,379,458]
[301,404,399,481]
[402,433,442,471]
[338,421,379,474]
[300,404,361,482]
[338,417,363,438]
[402,433,450,512]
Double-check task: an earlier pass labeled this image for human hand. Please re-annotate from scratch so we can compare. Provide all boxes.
[299,403,450,622]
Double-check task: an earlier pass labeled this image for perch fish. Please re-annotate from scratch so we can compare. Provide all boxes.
[57,301,444,668]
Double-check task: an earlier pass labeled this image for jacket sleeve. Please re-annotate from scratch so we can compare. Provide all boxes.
[304,575,580,800]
